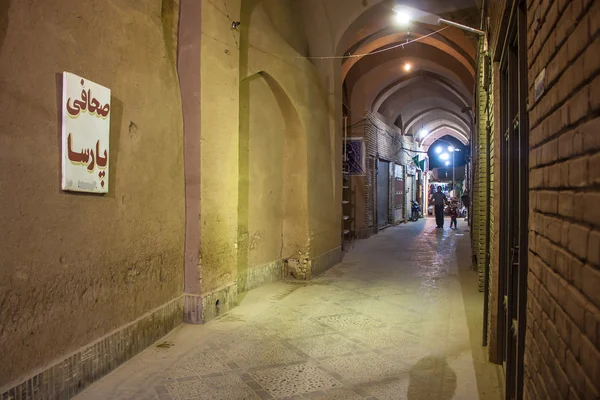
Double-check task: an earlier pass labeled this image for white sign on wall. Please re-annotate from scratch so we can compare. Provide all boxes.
[61,72,111,193]
[394,164,403,178]
[534,68,546,102]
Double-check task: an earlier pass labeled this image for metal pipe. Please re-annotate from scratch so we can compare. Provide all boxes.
[452,150,455,197]
[439,18,486,36]
[343,116,347,161]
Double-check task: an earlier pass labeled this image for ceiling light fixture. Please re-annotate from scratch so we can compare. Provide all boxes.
[437,17,488,52]
[435,147,443,154]
[438,18,485,35]
[391,5,488,53]
[440,152,450,161]
[419,129,428,138]
[404,63,412,72]
[393,10,411,25]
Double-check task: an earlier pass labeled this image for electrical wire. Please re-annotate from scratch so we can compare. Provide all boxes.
[343,103,371,122]
[224,10,473,65]
[302,25,451,60]
[402,148,430,155]
[348,118,367,128]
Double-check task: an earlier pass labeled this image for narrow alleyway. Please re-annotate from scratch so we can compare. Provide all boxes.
[76,218,501,400]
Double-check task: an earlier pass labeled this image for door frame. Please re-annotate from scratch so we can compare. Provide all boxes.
[393,163,405,223]
[375,158,391,229]
[497,1,529,399]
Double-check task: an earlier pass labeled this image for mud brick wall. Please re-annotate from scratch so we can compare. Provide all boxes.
[525,0,600,398]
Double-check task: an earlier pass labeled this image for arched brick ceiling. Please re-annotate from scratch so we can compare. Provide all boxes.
[377,82,469,126]
[340,27,476,81]
[337,0,480,142]
[421,126,469,148]
[372,71,471,111]
[348,51,471,123]
[346,42,474,94]
[335,0,481,58]
[405,108,471,135]
[342,25,476,65]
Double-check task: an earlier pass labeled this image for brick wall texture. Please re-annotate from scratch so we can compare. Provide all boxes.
[473,37,491,294]
[474,0,600,393]
[524,0,600,399]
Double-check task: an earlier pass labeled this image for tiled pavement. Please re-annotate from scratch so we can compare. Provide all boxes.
[76,218,502,400]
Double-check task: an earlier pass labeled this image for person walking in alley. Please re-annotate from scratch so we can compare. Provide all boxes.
[461,191,470,208]
[449,199,459,229]
[461,191,470,222]
[431,186,447,228]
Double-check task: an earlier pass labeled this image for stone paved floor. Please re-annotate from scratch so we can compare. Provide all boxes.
[76,218,502,400]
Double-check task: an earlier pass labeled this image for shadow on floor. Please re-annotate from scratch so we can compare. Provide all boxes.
[408,356,457,400]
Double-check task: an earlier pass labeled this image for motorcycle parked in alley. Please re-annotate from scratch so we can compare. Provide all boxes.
[410,200,421,222]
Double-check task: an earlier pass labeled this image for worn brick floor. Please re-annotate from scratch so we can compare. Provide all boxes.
[76,218,502,400]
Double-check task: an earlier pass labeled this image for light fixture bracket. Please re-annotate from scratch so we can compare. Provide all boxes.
[438,18,488,52]
[438,18,485,36]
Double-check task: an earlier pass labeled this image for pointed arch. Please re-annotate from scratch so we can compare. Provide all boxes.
[420,125,469,149]
[372,71,472,112]
[404,107,471,134]
[238,70,309,291]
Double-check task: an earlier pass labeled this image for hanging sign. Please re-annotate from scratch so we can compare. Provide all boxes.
[61,72,111,193]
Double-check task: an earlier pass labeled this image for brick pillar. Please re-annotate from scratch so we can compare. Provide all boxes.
[474,38,490,293]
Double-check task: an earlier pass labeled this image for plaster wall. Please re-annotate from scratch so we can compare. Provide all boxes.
[240,0,340,270]
[246,74,307,269]
[184,0,341,314]
[247,77,286,268]
[198,0,241,295]
[0,0,184,387]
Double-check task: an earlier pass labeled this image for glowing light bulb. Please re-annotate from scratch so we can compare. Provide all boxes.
[440,152,450,161]
[435,146,443,154]
[394,10,411,25]
[404,63,412,72]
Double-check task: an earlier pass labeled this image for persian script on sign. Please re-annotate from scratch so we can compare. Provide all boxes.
[61,72,111,193]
